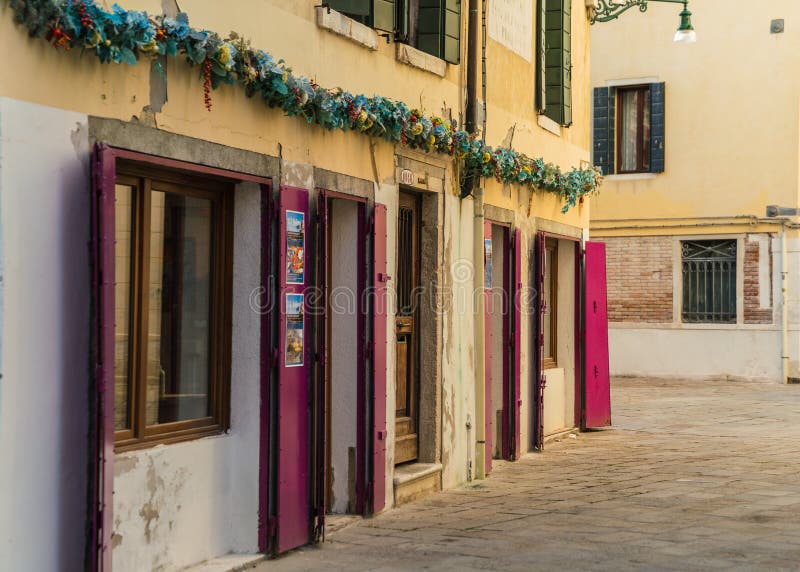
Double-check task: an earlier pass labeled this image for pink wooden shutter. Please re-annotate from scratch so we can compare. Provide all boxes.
[258,182,274,554]
[90,143,116,572]
[583,241,611,428]
[512,228,523,459]
[371,203,388,514]
[276,185,311,554]
[483,221,493,474]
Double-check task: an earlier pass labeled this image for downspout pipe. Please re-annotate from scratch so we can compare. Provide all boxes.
[460,0,480,199]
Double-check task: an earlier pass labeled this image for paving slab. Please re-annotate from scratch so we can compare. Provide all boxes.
[255,378,800,571]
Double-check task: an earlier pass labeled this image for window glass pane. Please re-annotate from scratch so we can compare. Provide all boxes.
[543,246,554,360]
[642,88,651,171]
[619,90,639,172]
[147,190,213,426]
[114,184,135,431]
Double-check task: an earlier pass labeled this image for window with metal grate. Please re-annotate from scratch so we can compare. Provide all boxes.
[681,239,737,324]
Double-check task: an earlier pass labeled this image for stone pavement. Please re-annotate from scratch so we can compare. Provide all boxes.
[257,378,800,571]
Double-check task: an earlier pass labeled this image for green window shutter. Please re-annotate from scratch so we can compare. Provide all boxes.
[418,0,443,58]
[536,0,547,113]
[593,87,614,175]
[327,0,371,21]
[443,0,461,64]
[543,0,572,126]
[417,0,460,63]
[650,82,665,173]
[373,0,396,32]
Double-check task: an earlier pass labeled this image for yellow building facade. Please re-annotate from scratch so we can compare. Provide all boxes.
[591,0,800,382]
[0,1,602,570]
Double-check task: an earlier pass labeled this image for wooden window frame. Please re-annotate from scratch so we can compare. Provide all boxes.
[616,85,651,174]
[114,161,234,452]
[542,237,558,369]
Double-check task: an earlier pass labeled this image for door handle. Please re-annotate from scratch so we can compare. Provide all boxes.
[378,273,392,282]
[594,365,599,378]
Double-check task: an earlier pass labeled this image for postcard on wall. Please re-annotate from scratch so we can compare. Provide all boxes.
[286,210,305,284]
[484,238,493,289]
[285,293,304,367]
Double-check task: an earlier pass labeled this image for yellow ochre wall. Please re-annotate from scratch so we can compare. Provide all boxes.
[590,0,800,228]
[0,0,592,227]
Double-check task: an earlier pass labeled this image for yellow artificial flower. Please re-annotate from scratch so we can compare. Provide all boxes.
[482,152,491,164]
[410,123,423,136]
[219,44,231,65]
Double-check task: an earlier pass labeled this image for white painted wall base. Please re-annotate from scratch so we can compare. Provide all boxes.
[609,327,784,382]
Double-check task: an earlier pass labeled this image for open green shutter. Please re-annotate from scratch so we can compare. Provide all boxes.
[327,0,371,18]
[418,0,443,57]
[536,0,547,113]
[373,0,396,32]
[417,0,460,63]
[593,87,611,175]
[543,0,571,126]
[650,82,665,173]
[443,0,461,64]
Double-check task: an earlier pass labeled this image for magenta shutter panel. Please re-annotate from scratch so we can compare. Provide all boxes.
[90,143,116,572]
[258,182,274,553]
[533,232,546,450]
[512,228,523,459]
[583,241,611,428]
[276,185,311,554]
[371,203,388,514]
[483,221,493,473]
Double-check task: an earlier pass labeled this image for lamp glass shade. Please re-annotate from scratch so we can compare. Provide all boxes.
[674,28,696,43]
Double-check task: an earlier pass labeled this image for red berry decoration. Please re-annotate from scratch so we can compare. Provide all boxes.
[203,59,213,112]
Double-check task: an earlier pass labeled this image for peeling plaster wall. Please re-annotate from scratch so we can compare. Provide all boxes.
[0,98,90,572]
[112,182,261,572]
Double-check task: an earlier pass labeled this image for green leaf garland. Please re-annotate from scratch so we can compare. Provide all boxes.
[7,0,603,212]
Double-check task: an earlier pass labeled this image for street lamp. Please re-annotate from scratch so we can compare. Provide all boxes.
[591,0,696,43]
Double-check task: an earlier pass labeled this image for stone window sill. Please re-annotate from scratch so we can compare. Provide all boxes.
[395,43,447,77]
[605,173,658,181]
[315,6,379,51]
[538,114,562,137]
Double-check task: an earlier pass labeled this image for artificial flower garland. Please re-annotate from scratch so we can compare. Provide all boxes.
[7,0,602,212]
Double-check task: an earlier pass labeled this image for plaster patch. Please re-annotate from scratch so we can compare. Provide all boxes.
[114,455,139,477]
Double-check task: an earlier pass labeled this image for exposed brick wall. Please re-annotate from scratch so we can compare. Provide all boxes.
[602,236,673,323]
[744,235,773,324]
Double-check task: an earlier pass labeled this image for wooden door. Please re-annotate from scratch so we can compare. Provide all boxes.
[395,192,420,464]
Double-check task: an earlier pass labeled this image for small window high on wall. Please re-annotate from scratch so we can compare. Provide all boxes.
[326,0,461,63]
[593,83,665,176]
[537,0,572,127]
[114,166,233,450]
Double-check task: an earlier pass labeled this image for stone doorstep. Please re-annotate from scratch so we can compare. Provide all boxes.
[180,554,265,572]
[393,462,443,507]
[544,428,580,445]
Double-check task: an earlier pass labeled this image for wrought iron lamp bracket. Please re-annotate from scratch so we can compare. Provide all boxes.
[591,0,687,24]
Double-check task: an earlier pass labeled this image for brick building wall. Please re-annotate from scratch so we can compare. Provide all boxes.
[744,234,773,324]
[602,235,673,323]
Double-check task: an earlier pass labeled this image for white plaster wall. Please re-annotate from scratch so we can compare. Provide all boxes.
[609,327,783,382]
[112,182,261,571]
[0,98,90,571]
[542,239,577,436]
[440,193,477,488]
[329,199,359,514]
[490,225,506,458]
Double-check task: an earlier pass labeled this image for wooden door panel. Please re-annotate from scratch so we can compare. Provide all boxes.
[394,192,420,465]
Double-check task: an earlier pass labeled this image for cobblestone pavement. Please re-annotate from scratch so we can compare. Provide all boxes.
[258,378,800,571]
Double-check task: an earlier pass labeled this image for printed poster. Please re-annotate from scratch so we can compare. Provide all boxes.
[285,293,304,367]
[286,210,305,284]
[484,238,493,289]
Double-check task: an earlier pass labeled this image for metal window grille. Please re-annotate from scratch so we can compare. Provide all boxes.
[397,206,413,316]
[681,240,737,323]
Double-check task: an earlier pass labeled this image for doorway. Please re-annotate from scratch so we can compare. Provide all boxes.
[395,191,421,465]
[324,195,365,515]
[485,222,512,464]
